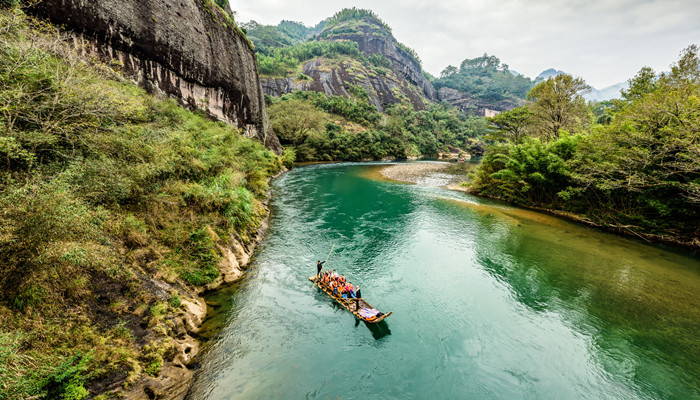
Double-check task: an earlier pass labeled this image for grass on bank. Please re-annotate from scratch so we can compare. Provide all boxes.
[0,8,282,399]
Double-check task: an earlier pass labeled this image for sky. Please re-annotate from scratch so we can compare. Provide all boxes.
[231,0,700,89]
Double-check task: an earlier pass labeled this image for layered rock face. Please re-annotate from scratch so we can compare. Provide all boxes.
[261,21,437,111]
[30,0,281,152]
[262,56,429,112]
[331,26,437,102]
[437,87,518,117]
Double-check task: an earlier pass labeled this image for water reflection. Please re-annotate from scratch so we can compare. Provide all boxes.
[448,195,700,398]
[187,163,700,400]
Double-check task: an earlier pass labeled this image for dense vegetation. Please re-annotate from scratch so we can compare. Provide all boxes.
[319,8,422,67]
[473,46,700,246]
[249,8,481,161]
[257,40,366,77]
[0,9,282,399]
[267,91,487,161]
[319,8,393,39]
[435,54,534,103]
[242,19,324,56]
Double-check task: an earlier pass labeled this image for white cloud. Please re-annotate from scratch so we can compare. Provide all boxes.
[232,0,700,88]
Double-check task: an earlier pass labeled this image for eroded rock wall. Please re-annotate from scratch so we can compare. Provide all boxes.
[260,23,437,111]
[101,200,272,400]
[30,0,281,152]
[437,87,518,117]
[262,56,429,112]
[331,30,437,102]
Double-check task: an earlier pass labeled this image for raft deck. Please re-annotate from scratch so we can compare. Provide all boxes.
[309,276,393,323]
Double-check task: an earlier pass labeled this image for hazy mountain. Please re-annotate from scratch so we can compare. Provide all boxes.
[535,68,566,81]
[585,81,628,101]
[536,68,627,101]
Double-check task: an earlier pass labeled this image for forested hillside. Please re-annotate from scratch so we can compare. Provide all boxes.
[242,8,492,162]
[256,8,435,106]
[267,92,486,161]
[434,54,533,104]
[472,46,700,246]
[242,19,325,55]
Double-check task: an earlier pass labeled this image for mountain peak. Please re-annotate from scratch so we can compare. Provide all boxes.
[536,68,566,81]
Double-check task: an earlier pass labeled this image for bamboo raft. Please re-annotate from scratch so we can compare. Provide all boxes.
[309,276,393,323]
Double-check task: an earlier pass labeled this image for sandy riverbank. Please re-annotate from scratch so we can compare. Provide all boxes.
[377,163,699,249]
[379,162,449,183]
[377,162,474,188]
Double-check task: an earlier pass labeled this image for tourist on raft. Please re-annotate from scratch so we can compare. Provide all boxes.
[318,270,362,301]
[317,271,382,318]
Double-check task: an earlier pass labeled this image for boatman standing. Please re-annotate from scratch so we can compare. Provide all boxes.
[317,260,325,277]
[354,286,361,311]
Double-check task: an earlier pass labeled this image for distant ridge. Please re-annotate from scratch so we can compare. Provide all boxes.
[535,68,566,81]
[585,81,628,101]
[536,68,627,101]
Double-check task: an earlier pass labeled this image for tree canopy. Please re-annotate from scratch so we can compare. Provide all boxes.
[434,54,533,103]
[268,99,326,145]
[526,74,591,139]
[474,45,700,246]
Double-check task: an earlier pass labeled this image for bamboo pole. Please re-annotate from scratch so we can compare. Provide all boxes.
[313,244,335,287]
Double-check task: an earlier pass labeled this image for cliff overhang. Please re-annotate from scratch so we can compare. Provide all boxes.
[29,0,281,152]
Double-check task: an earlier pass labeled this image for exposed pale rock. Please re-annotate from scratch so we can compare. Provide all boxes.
[437,87,518,116]
[261,24,436,112]
[216,245,244,284]
[180,298,206,334]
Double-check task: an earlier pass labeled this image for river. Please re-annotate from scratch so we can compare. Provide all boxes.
[186,162,700,400]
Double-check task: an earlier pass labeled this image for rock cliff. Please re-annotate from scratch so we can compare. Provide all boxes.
[329,27,437,102]
[29,0,281,152]
[260,17,437,111]
[437,87,518,117]
[262,56,430,112]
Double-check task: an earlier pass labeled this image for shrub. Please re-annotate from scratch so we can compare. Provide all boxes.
[41,353,92,400]
[0,10,283,397]
[179,228,220,285]
[281,147,296,169]
[168,294,182,309]
[214,0,229,10]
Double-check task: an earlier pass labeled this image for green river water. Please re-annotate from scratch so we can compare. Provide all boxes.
[186,162,700,400]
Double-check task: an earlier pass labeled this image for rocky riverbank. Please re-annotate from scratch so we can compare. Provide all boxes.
[115,206,271,400]
[119,169,285,400]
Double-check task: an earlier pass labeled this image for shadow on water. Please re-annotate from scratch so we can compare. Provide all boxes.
[363,319,392,340]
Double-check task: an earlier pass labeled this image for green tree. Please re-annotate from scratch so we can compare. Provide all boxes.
[486,106,533,143]
[475,45,699,243]
[433,54,533,103]
[268,99,325,145]
[621,66,657,101]
[473,134,581,206]
[440,65,457,78]
[527,74,591,139]
[590,100,614,125]
[214,0,229,11]
[569,45,700,230]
